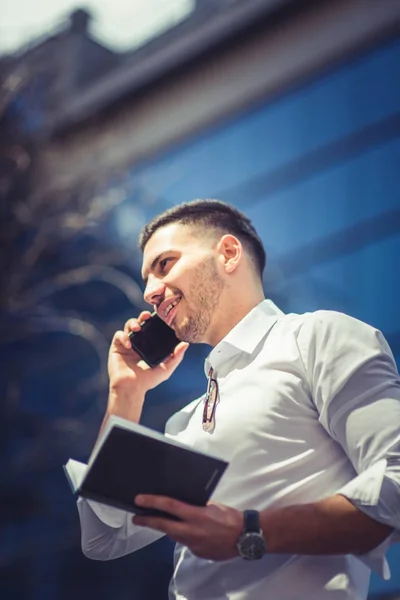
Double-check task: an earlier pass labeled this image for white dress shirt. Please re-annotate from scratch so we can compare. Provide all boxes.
[77,300,400,600]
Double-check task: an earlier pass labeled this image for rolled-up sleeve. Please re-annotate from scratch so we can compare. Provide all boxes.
[77,498,164,560]
[298,311,400,576]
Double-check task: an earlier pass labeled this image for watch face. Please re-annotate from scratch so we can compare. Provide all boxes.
[237,532,266,560]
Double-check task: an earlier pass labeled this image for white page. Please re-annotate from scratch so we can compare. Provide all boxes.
[64,459,87,491]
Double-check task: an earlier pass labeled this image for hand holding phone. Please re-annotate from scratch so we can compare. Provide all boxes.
[106,312,187,421]
[129,313,181,368]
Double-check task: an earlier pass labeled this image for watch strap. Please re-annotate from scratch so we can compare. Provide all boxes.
[243,509,260,533]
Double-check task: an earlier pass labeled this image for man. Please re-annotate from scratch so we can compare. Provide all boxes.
[78,199,400,600]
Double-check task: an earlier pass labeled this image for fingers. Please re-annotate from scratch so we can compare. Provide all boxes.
[132,514,189,541]
[123,312,152,335]
[166,341,189,363]
[173,341,190,355]
[157,342,189,373]
[120,312,153,351]
[132,495,200,536]
[112,330,132,350]
[136,495,198,520]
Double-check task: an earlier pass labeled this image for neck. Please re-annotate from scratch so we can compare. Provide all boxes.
[207,289,265,347]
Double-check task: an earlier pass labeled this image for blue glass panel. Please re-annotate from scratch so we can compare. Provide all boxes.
[125,39,399,214]
[274,234,400,337]
[245,137,400,257]
[370,546,400,595]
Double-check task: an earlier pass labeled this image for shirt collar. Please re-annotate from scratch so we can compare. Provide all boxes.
[205,299,284,375]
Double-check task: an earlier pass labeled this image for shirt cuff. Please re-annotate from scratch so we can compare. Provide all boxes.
[336,459,398,579]
[337,459,387,506]
[77,497,128,528]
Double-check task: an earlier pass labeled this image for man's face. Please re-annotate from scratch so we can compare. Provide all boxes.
[141,223,225,343]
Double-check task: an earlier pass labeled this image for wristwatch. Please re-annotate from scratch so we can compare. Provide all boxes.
[237,510,266,560]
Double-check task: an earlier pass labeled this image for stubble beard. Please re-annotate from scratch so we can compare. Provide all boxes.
[174,257,225,344]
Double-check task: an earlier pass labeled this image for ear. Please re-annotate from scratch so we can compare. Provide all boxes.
[216,234,242,274]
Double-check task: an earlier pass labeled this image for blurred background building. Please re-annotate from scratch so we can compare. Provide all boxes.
[0,0,399,598]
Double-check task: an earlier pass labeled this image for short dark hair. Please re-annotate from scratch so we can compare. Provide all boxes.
[138,199,266,277]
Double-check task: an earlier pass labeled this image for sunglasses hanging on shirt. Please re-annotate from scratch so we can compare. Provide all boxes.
[202,367,219,432]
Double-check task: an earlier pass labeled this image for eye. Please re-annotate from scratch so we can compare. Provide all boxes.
[159,257,172,271]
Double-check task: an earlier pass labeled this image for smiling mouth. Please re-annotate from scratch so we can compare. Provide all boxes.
[163,297,182,325]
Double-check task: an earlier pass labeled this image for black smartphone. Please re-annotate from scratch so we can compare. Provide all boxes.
[128,313,181,368]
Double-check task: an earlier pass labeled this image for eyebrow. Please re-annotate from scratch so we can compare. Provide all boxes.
[142,250,174,284]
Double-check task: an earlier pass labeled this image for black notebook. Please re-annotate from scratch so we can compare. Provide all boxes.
[64,415,228,519]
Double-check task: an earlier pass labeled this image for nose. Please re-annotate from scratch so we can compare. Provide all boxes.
[143,275,166,307]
